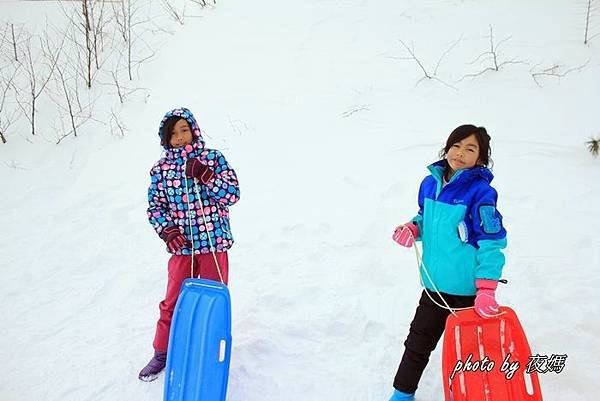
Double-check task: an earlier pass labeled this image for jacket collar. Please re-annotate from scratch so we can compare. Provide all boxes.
[164,140,203,160]
[427,160,494,185]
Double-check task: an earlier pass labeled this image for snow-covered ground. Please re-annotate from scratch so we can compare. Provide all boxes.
[1,1,599,400]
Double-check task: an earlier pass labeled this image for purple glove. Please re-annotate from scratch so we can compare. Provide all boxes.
[160,225,189,253]
[474,279,500,318]
[392,222,419,247]
[185,158,214,184]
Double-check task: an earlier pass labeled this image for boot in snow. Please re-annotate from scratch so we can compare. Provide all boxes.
[388,389,415,401]
[138,351,167,382]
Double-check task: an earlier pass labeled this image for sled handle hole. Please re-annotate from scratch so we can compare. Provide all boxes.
[219,340,227,362]
[524,371,534,395]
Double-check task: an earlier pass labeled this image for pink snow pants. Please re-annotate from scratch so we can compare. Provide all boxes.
[153,252,229,352]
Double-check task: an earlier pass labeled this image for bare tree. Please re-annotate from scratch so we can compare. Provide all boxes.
[90,0,113,70]
[0,72,19,144]
[58,0,115,89]
[41,29,93,143]
[458,25,526,82]
[0,23,25,63]
[105,65,147,104]
[112,0,155,81]
[109,107,127,138]
[393,37,461,90]
[14,31,62,137]
[530,59,590,87]
[0,25,8,62]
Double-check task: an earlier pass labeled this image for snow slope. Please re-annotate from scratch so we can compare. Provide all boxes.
[1,1,599,400]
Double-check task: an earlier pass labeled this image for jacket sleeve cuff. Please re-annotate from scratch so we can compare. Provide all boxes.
[475,278,498,291]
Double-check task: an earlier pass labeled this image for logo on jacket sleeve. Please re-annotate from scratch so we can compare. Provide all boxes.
[479,205,501,234]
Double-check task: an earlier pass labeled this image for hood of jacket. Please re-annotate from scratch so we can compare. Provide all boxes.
[158,107,206,157]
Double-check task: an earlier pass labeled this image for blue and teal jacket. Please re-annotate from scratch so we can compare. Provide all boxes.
[412,160,507,296]
[147,108,240,255]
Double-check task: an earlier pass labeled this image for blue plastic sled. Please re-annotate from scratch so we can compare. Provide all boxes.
[163,278,232,401]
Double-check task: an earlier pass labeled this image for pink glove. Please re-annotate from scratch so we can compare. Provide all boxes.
[392,222,419,247]
[474,279,500,318]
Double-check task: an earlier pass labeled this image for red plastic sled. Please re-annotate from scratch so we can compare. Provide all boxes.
[442,306,543,401]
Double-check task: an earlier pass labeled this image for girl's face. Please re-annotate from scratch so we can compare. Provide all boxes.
[446,134,481,173]
[169,119,193,148]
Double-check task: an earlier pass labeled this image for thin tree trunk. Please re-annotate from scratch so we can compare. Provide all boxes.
[11,24,18,61]
[127,0,133,80]
[585,0,592,44]
[58,68,78,137]
[31,91,36,136]
[83,0,92,88]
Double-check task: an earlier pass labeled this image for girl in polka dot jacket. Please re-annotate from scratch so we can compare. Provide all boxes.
[139,107,240,382]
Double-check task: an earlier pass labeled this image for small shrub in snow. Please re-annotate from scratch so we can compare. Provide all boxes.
[458,25,526,82]
[587,137,599,157]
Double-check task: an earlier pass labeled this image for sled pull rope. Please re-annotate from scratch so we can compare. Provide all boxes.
[408,231,504,318]
[410,238,464,317]
[194,179,225,284]
[183,175,225,284]
[184,177,196,278]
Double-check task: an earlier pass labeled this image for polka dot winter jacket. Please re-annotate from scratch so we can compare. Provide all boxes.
[147,108,240,255]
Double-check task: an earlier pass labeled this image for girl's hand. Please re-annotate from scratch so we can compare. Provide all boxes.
[392,222,419,247]
[160,226,191,253]
[185,158,215,184]
[474,279,500,318]
[166,234,189,253]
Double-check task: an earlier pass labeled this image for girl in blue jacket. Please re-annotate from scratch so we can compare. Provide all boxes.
[139,107,240,382]
[388,125,507,401]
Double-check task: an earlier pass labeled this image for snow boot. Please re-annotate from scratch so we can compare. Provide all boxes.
[138,350,167,382]
[388,389,415,401]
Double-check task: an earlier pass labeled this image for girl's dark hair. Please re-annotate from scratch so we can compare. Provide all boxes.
[161,116,190,148]
[438,124,493,168]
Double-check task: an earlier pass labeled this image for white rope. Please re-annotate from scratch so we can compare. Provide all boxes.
[184,177,196,278]
[411,236,467,317]
[194,180,225,285]
[407,230,504,318]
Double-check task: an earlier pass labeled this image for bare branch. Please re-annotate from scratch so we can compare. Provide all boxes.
[397,38,458,90]
[109,108,127,138]
[457,25,525,82]
[398,39,431,79]
[161,0,186,25]
[434,35,463,76]
[13,24,64,137]
[341,104,370,118]
[189,0,216,7]
[530,59,590,87]
[0,72,19,144]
